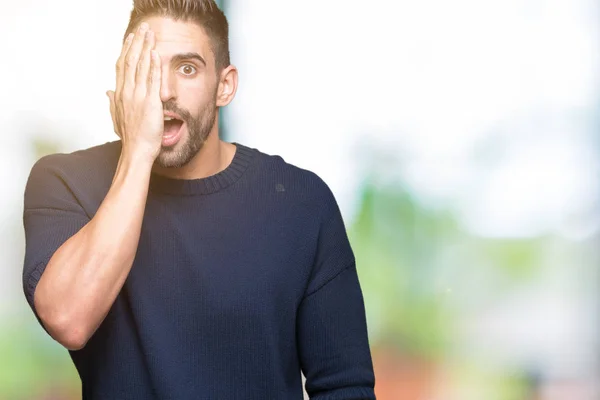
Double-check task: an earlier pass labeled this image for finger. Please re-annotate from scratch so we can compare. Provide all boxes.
[135,29,155,93]
[123,23,149,93]
[115,33,134,99]
[106,90,121,138]
[148,50,162,97]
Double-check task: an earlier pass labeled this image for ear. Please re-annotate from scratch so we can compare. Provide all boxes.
[216,65,238,107]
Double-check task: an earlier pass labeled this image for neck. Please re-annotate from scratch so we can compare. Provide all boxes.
[151,124,236,181]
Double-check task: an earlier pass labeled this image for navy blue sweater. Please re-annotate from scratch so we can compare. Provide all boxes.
[22,141,376,399]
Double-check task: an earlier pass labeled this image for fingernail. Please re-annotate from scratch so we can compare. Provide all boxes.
[139,23,148,32]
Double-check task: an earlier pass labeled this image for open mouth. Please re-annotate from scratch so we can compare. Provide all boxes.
[162,117,184,147]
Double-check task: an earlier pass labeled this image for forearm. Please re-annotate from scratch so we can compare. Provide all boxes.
[34,151,153,350]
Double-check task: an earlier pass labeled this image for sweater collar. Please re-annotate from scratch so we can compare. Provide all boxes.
[148,142,255,196]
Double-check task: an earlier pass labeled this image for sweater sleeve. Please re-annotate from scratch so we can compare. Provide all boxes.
[22,155,91,329]
[297,180,376,399]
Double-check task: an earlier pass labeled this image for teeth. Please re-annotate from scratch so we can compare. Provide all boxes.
[164,117,173,121]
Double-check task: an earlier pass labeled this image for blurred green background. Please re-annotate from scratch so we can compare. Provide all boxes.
[1,0,599,399]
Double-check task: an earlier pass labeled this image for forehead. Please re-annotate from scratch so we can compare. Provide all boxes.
[143,16,211,60]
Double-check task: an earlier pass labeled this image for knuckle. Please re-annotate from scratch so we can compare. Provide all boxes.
[134,88,146,100]
[125,55,137,67]
[120,90,131,102]
[136,62,148,75]
[123,90,133,101]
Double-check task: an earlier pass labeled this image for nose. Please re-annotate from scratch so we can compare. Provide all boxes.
[159,67,175,103]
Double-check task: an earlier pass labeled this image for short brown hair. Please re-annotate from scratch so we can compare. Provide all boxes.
[123,0,230,72]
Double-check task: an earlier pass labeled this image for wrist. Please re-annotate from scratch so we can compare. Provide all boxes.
[114,147,155,184]
[120,142,158,168]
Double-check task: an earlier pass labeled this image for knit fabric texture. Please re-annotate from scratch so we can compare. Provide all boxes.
[22,141,376,399]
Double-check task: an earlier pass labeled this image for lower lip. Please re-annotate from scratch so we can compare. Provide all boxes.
[162,123,184,147]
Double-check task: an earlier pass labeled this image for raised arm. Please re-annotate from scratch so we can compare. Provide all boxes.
[24,23,164,350]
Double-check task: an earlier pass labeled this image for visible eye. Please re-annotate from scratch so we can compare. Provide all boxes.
[178,64,197,76]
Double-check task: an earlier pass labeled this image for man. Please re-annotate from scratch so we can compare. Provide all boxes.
[22,0,376,398]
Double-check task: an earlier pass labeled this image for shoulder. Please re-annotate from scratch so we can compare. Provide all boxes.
[241,142,338,209]
[30,140,121,175]
[25,141,121,212]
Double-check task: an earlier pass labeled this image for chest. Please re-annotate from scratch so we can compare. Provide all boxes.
[124,194,319,317]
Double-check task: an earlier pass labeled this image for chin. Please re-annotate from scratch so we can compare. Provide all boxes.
[156,136,206,169]
[156,142,186,169]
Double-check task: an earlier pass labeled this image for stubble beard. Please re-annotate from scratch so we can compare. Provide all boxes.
[155,97,218,169]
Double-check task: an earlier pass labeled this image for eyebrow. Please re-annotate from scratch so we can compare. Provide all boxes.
[170,52,206,67]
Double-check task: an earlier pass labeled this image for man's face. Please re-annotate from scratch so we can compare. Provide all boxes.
[143,16,219,168]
